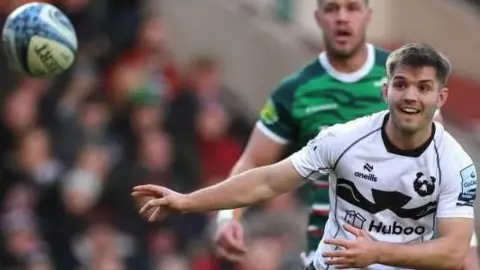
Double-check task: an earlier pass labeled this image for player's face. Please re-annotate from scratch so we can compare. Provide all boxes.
[315,0,371,58]
[382,66,448,135]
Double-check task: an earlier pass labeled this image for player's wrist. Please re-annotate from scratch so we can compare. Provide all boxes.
[178,193,194,214]
[216,209,236,225]
[371,241,383,264]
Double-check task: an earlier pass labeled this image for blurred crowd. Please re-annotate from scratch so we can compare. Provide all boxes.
[0,0,307,269]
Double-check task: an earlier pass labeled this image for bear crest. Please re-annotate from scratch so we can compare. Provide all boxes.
[413,172,436,197]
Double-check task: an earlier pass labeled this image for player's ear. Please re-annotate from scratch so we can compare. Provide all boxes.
[437,87,449,109]
[381,82,388,102]
[314,9,322,27]
[365,6,372,25]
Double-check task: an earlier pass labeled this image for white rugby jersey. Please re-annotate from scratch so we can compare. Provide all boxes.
[291,110,477,270]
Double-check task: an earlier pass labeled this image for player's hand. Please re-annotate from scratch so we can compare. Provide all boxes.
[214,219,247,262]
[131,184,188,222]
[322,223,379,269]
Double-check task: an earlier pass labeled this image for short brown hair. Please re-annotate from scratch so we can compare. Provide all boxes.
[386,43,451,85]
[317,0,369,6]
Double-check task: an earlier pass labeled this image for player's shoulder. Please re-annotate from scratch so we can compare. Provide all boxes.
[314,110,387,144]
[373,46,391,66]
[272,58,325,97]
[434,123,473,167]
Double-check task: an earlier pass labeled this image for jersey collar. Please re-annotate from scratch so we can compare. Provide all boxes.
[381,113,436,158]
[318,43,375,83]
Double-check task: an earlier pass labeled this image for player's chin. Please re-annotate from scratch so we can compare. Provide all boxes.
[331,45,354,56]
[398,123,422,134]
[328,42,355,57]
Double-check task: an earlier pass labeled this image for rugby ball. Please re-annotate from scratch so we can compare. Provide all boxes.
[2,2,77,77]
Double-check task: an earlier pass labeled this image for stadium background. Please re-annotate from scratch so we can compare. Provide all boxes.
[0,0,479,269]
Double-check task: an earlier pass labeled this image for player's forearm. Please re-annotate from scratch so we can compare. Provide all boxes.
[376,238,467,270]
[224,157,258,219]
[184,167,277,213]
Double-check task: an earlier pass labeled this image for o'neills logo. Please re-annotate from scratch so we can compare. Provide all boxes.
[354,172,377,182]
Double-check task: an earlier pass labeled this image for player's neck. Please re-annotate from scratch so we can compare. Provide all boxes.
[326,43,369,73]
[385,119,433,151]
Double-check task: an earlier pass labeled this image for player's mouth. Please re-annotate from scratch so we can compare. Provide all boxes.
[399,107,421,115]
[334,29,352,43]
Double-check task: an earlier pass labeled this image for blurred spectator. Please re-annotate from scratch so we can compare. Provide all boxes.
[168,55,251,187]
[0,89,39,162]
[168,55,250,141]
[16,128,64,189]
[195,104,242,186]
[241,193,307,270]
[61,145,109,216]
[71,221,133,270]
[105,17,180,110]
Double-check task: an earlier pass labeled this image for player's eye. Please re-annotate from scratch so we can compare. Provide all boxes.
[419,85,432,92]
[324,4,339,13]
[347,3,361,12]
[393,82,407,89]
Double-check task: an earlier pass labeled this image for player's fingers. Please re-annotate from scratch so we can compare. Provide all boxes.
[141,206,157,219]
[224,228,246,253]
[217,247,244,261]
[148,208,164,222]
[133,185,166,196]
[224,250,246,262]
[139,199,166,215]
[131,191,156,198]
[232,223,245,246]
[324,238,352,248]
[322,250,350,258]
[343,223,363,236]
[227,241,246,254]
[139,201,151,215]
[216,246,245,262]
[333,265,352,269]
[218,235,244,255]
[325,257,354,266]
[216,246,229,258]
[147,198,169,208]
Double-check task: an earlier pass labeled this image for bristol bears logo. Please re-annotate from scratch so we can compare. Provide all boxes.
[413,172,436,197]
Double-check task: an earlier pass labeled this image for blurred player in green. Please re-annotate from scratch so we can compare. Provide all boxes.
[214,0,478,269]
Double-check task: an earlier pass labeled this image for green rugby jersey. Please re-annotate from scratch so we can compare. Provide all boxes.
[257,44,389,252]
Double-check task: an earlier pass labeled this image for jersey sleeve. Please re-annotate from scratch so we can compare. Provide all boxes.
[289,127,337,181]
[257,82,298,144]
[436,151,477,219]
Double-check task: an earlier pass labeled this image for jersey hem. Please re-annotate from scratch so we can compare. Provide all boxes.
[435,214,475,219]
[255,121,290,144]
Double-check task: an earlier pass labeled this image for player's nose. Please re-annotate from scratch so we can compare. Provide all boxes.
[402,86,420,103]
[336,8,350,23]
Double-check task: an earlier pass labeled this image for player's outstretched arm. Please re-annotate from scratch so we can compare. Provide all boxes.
[218,126,287,221]
[187,158,304,212]
[133,158,305,218]
[375,217,474,270]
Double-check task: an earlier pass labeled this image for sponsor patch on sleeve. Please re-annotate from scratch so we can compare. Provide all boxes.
[457,164,477,206]
[259,98,279,124]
